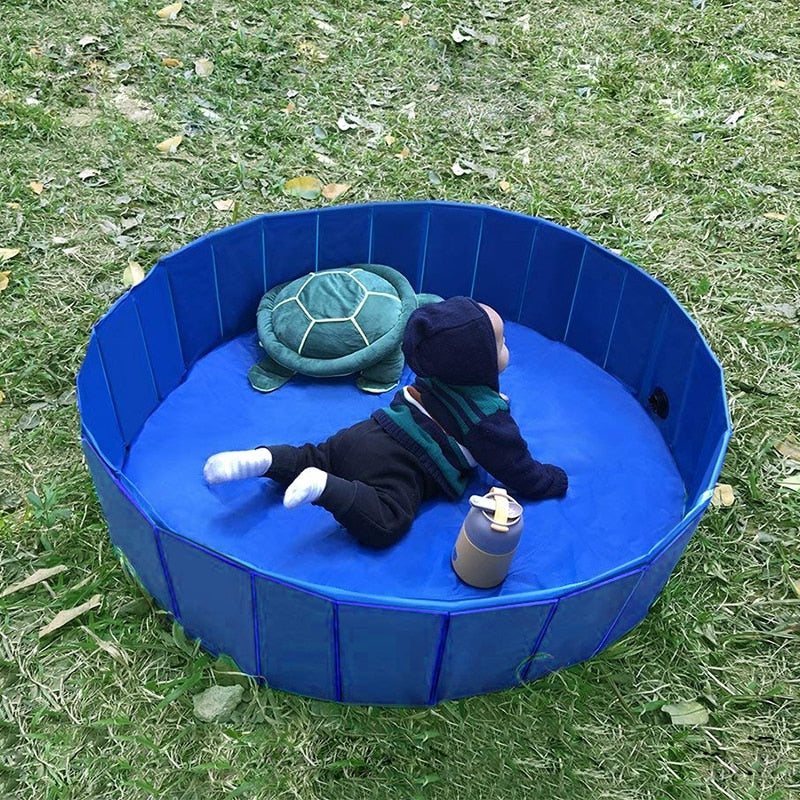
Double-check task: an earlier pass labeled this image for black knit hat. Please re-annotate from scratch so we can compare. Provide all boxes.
[402,296,499,389]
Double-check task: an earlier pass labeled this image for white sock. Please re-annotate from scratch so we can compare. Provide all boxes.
[203,448,272,484]
[283,467,328,509]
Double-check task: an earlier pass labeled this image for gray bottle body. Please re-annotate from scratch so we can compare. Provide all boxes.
[451,488,524,589]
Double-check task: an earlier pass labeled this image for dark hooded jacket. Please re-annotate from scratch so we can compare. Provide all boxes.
[372,297,567,500]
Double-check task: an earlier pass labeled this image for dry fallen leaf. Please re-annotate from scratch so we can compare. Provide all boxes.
[451,27,472,43]
[515,146,531,166]
[711,483,735,508]
[161,57,183,67]
[0,388,4,404]
[322,183,350,200]
[296,41,329,62]
[78,35,99,47]
[396,146,410,160]
[39,594,102,638]
[213,198,235,211]
[2,565,68,598]
[0,272,8,292]
[194,58,214,77]
[313,152,336,167]
[384,133,397,145]
[123,262,145,286]
[780,475,800,492]
[6,202,21,210]
[499,179,512,193]
[396,12,410,26]
[120,216,142,232]
[642,207,664,224]
[155,134,183,153]
[313,19,336,34]
[284,175,323,200]
[156,2,183,20]
[775,436,800,462]
[337,115,358,131]
[461,26,497,46]
[763,212,788,221]
[451,161,472,176]
[763,303,797,319]
[29,180,44,195]
[78,168,99,180]
[662,701,709,727]
[283,100,296,114]
[81,625,130,665]
[0,248,20,262]
[724,108,746,126]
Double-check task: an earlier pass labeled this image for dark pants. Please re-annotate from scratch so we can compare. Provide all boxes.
[266,419,443,549]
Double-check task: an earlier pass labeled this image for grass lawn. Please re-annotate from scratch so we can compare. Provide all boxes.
[1,0,799,798]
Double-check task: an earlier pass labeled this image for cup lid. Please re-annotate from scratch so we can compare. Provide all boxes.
[469,487,523,524]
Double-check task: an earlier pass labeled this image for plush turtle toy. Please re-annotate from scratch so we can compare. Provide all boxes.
[248,264,440,394]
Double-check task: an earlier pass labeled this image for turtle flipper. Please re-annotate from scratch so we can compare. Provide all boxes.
[356,347,405,394]
[248,354,296,393]
[415,292,443,307]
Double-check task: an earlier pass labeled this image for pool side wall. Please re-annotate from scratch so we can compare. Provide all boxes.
[77,202,731,705]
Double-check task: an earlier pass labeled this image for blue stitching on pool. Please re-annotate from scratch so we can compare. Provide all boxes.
[427,613,451,705]
[251,573,262,679]
[516,222,539,324]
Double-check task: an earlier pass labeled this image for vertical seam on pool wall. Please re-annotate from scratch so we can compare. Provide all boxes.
[210,244,225,338]
[333,601,342,702]
[94,334,128,456]
[668,339,699,452]
[516,222,539,324]
[562,243,588,344]
[131,295,164,403]
[314,212,320,272]
[367,206,374,263]
[260,221,268,294]
[638,302,669,405]
[428,613,451,705]
[602,270,628,371]
[153,527,182,622]
[163,267,187,372]
[591,569,645,658]
[417,209,431,293]
[689,424,726,508]
[521,601,559,683]
[468,213,486,298]
[251,573,262,679]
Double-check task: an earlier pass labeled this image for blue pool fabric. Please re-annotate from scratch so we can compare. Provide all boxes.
[124,320,685,606]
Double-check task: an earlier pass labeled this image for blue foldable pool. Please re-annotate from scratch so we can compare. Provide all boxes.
[77,201,731,705]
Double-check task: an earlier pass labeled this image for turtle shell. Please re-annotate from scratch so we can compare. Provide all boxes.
[256,264,418,378]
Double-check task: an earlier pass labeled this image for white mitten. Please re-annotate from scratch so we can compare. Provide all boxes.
[283,467,328,508]
[203,448,272,484]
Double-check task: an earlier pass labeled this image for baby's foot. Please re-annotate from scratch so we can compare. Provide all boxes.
[283,467,328,508]
[203,448,272,484]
